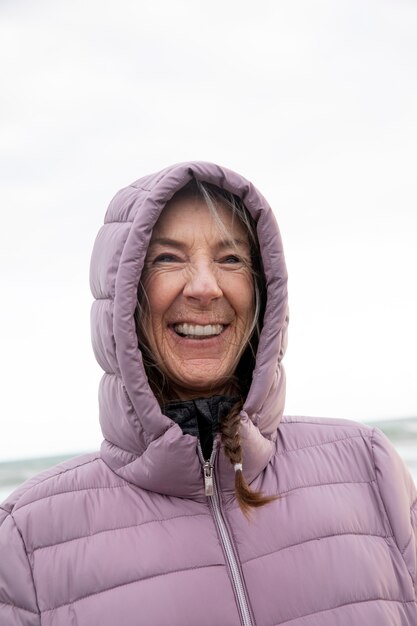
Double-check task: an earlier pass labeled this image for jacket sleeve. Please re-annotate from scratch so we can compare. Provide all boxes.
[0,507,40,626]
[372,427,417,596]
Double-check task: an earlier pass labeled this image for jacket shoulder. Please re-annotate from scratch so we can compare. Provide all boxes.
[0,453,109,624]
[276,416,417,588]
[0,452,136,562]
[273,416,376,488]
[278,415,374,450]
[1,452,122,514]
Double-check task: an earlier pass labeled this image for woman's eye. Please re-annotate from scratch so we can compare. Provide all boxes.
[153,253,180,263]
[220,255,242,264]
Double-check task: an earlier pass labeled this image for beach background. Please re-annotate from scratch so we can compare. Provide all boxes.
[2,416,417,503]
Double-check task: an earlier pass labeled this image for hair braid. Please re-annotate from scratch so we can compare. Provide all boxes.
[220,400,278,516]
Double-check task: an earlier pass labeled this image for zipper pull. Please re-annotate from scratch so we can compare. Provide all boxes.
[203,461,214,496]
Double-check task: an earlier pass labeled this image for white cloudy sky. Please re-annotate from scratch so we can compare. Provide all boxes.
[0,0,416,461]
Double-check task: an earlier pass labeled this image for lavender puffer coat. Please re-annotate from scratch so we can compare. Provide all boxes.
[1,162,416,626]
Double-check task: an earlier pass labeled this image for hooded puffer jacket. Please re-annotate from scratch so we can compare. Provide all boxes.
[1,162,416,626]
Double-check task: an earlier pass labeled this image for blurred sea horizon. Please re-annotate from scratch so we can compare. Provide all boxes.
[1,416,417,503]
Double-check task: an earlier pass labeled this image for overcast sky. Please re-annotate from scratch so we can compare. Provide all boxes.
[1,0,416,461]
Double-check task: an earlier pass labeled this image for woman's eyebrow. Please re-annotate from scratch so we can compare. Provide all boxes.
[149,237,185,249]
[216,238,249,250]
[149,237,249,250]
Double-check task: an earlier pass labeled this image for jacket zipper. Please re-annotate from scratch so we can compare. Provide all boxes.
[198,443,254,626]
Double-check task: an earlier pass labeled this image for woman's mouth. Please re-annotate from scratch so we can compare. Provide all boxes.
[172,323,225,339]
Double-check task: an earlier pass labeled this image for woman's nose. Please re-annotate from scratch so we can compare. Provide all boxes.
[183,262,223,305]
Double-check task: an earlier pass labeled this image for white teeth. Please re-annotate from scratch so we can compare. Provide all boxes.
[173,323,224,337]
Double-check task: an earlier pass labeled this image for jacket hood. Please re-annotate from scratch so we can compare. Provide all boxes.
[90,162,288,498]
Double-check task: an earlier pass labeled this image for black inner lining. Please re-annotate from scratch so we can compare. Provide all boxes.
[162,396,237,459]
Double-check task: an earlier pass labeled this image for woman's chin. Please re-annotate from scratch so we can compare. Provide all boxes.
[167,362,232,397]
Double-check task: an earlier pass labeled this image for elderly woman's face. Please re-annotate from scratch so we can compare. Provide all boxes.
[142,195,255,398]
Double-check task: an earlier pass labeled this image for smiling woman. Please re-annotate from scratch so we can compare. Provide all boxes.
[1,162,416,626]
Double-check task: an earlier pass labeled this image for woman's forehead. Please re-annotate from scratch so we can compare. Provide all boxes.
[150,195,249,242]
